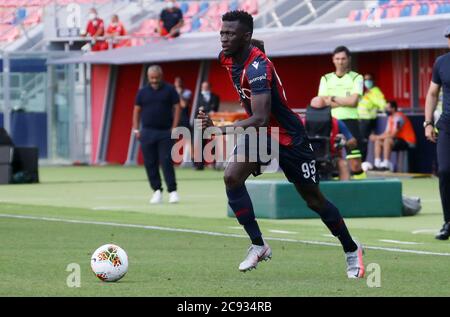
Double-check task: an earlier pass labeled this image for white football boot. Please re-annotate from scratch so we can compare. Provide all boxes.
[149,190,162,204]
[238,242,272,272]
[345,241,365,279]
[168,191,179,204]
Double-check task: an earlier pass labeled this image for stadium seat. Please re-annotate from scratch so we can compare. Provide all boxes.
[180,18,192,33]
[184,1,199,18]
[400,5,412,17]
[199,2,209,16]
[410,3,421,16]
[133,19,158,37]
[0,25,19,42]
[418,3,429,16]
[218,1,229,16]
[229,0,239,11]
[241,0,258,15]
[206,1,220,17]
[191,17,201,32]
[180,2,189,15]
[23,8,42,26]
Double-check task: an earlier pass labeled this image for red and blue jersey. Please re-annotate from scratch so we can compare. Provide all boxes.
[219,46,307,147]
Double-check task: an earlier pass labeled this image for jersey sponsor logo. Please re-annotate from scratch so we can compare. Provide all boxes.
[248,73,267,85]
[252,61,259,70]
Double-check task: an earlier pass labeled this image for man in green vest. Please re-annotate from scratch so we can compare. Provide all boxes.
[358,73,387,162]
[318,46,366,179]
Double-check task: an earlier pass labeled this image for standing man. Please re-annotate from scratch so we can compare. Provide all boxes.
[198,11,364,278]
[318,46,366,179]
[425,26,450,240]
[358,73,387,162]
[133,65,181,204]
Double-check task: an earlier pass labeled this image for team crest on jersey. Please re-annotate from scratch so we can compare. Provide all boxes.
[252,61,259,70]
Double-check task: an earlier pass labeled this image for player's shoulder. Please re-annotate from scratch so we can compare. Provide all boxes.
[245,47,272,74]
[436,52,450,66]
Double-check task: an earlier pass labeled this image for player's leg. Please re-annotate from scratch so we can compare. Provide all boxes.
[436,126,450,240]
[158,132,178,202]
[141,137,163,203]
[373,136,383,169]
[224,159,272,271]
[381,137,394,170]
[294,183,364,278]
[278,140,364,278]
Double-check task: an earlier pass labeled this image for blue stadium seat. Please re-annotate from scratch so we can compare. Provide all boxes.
[230,0,239,11]
[199,2,209,15]
[400,5,412,17]
[180,2,189,15]
[378,0,389,6]
[381,8,388,19]
[418,3,429,16]
[354,10,362,21]
[191,17,201,31]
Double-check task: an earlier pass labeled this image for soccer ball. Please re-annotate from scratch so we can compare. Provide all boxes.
[90,244,128,282]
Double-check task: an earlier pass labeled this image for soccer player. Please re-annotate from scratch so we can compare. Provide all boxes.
[425,26,450,240]
[197,11,364,278]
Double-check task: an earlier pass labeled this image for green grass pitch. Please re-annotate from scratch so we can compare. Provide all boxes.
[0,166,449,296]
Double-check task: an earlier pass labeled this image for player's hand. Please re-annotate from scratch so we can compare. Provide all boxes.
[425,125,437,143]
[197,110,214,129]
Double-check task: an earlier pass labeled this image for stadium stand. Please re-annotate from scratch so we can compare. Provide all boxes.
[348,0,450,22]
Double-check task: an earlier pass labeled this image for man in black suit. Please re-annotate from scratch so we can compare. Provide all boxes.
[197,81,220,114]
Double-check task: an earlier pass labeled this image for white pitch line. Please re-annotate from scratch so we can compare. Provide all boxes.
[92,206,135,211]
[269,229,298,235]
[412,229,438,235]
[379,239,423,245]
[1,213,450,257]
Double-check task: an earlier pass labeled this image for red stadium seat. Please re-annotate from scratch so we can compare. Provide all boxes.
[240,0,258,15]
[218,1,229,16]
[23,7,42,26]
[0,25,19,42]
[206,1,220,17]
[133,19,159,37]
[180,18,192,33]
[347,9,359,21]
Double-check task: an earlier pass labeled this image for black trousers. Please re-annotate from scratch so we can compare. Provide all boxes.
[140,128,177,193]
[359,119,377,161]
[437,120,450,223]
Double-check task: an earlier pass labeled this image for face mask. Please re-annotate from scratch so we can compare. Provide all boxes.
[167,2,174,9]
[89,13,97,20]
[364,80,374,89]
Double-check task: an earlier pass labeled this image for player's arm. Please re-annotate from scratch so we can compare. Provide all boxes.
[172,103,181,130]
[132,105,141,139]
[330,94,360,108]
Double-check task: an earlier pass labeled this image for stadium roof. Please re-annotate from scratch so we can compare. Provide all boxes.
[49,15,450,65]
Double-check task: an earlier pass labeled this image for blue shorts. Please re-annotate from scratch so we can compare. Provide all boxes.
[232,134,318,185]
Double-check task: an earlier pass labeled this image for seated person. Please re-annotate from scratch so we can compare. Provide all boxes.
[371,100,416,171]
[159,0,184,38]
[106,14,130,48]
[303,97,357,180]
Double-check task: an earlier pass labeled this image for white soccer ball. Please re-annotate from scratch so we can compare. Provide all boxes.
[90,244,128,282]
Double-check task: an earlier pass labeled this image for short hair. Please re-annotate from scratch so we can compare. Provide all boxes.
[251,38,265,53]
[147,65,162,75]
[333,46,351,57]
[388,100,398,110]
[222,10,253,33]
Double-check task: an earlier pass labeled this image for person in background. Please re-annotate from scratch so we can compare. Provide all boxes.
[358,73,387,162]
[133,65,181,204]
[159,0,184,38]
[174,77,193,167]
[197,81,220,114]
[371,100,416,171]
[81,8,108,51]
[106,14,130,48]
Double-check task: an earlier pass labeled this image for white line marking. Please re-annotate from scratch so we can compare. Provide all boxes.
[1,213,450,257]
[92,206,135,211]
[322,234,335,238]
[379,239,424,245]
[269,230,298,235]
[227,226,243,230]
[412,229,438,234]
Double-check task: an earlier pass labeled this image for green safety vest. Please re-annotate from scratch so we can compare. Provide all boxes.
[318,71,363,120]
[357,86,387,120]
